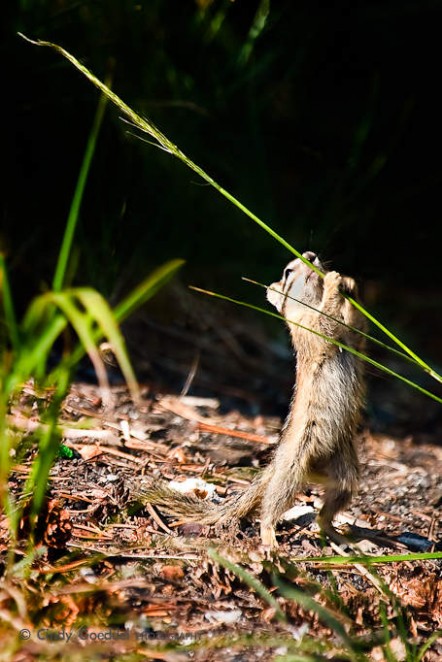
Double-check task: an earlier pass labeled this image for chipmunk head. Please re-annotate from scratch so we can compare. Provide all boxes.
[267,251,324,318]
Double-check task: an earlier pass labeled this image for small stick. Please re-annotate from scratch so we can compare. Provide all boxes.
[196,421,270,444]
[145,503,175,535]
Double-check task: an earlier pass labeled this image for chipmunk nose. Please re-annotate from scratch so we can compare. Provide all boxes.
[302,251,317,263]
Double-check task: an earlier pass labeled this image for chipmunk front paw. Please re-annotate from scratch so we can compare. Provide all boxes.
[339,276,357,295]
[324,270,342,294]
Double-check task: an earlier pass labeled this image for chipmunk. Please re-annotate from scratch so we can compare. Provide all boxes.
[137,251,366,549]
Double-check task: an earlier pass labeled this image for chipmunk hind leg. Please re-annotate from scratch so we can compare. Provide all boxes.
[317,488,353,545]
[258,423,330,549]
[259,463,305,549]
[317,451,359,544]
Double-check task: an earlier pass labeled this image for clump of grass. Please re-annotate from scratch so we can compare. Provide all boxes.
[209,549,442,662]
[0,82,184,558]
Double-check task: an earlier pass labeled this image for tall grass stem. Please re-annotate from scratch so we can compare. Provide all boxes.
[0,255,21,352]
[19,35,442,389]
[52,74,110,292]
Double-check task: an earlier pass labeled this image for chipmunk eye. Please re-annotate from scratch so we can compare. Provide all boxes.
[284,267,293,280]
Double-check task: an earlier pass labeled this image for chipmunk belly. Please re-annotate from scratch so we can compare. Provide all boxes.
[291,352,360,460]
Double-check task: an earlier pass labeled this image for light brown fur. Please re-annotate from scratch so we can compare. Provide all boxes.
[136,251,366,548]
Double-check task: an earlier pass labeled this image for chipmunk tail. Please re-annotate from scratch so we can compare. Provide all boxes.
[134,479,226,524]
[135,473,269,525]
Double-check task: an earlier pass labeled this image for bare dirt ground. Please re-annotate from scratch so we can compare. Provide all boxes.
[2,285,442,660]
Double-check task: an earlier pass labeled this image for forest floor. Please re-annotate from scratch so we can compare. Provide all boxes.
[1,285,442,661]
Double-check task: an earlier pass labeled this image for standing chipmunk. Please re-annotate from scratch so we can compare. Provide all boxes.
[137,251,366,548]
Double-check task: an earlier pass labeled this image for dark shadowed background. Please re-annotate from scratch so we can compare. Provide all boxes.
[3,1,442,412]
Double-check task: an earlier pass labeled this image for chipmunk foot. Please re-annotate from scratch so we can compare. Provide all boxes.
[317,515,354,548]
[260,523,278,553]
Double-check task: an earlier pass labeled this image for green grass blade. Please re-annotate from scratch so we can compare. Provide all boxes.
[0,397,13,505]
[346,294,441,384]
[0,254,21,352]
[20,35,441,386]
[47,288,139,401]
[275,580,359,659]
[113,258,185,322]
[28,415,61,520]
[378,603,396,662]
[52,78,109,292]
[190,286,442,404]
[27,369,70,521]
[238,0,270,66]
[288,551,442,565]
[65,258,185,371]
[208,548,286,621]
[75,288,139,400]
[415,630,442,662]
[47,292,109,392]
[7,314,67,393]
